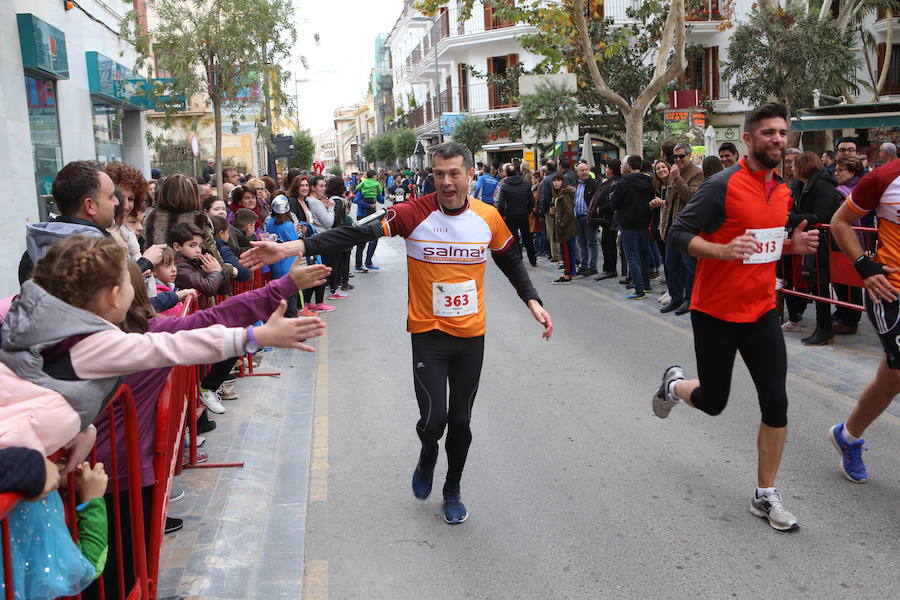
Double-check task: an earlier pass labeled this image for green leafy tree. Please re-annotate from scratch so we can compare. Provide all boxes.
[519,80,581,146]
[419,0,689,154]
[290,130,315,170]
[392,129,417,166]
[722,5,860,111]
[361,140,376,166]
[372,132,397,164]
[451,117,489,157]
[327,164,343,176]
[127,0,296,188]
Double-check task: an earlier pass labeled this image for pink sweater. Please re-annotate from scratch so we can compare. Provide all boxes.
[0,324,246,456]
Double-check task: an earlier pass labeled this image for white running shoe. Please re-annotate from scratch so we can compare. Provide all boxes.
[652,365,684,419]
[781,321,801,333]
[659,291,671,304]
[749,489,799,531]
[200,389,226,414]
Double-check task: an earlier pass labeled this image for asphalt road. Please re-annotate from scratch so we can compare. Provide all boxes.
[303,235,900,600]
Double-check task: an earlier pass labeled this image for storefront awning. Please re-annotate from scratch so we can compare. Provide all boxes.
[791,112,900,132]
[482,142,524,151]
[791,102,900,132]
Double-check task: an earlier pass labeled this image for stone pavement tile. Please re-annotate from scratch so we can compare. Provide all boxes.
[156,346,317,599]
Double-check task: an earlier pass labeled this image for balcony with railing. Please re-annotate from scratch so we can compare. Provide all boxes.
[398,6,524,79]
[408,82,518,132]
[600,0,725,21]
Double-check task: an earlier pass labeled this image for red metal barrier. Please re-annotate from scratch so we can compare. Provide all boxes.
[0,493,20,600]
[779,223,877,312]
[0,387,149,600]
[0,267,279,599]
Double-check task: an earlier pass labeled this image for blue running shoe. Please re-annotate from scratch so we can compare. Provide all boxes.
[829,422,868,483]
[412,466,433,500]
[354,266,368,272]
[626,292,646,300]
[442,492,468,524]
[365,264,381,270]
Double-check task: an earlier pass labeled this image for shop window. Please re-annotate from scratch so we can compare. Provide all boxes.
[92,102,124,162]
[24,76,62,198]
[681,46,720,100]
[877,43,900,95]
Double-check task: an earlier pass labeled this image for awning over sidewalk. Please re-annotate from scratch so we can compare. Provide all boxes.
[791,101,900,132]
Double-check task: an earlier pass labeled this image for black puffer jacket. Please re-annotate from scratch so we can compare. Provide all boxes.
[497,174,533,217]
[788,168,842,282]
[609,172,653,230]
[787,168,841,230]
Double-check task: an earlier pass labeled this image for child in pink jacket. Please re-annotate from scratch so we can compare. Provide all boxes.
[0,235,324,459]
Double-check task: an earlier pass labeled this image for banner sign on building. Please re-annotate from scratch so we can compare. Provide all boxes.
[17,14,69,80]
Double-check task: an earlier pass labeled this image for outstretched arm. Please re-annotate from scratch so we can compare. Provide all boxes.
[240,219,385,269]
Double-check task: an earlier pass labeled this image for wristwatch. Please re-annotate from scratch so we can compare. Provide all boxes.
[245,326,260,355]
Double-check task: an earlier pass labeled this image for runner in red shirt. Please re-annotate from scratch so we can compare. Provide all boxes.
[827,158,900,484]
[241,143,553,524]
[651,103,820,532]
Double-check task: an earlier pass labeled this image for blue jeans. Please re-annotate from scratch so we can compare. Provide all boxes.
[575,214,598,270]
[535,231,549,255]
[664,237,696,304]
[620,229,652,294]
[355,239,378,267]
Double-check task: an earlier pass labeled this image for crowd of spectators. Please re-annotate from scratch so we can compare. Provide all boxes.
[1,133,894,596]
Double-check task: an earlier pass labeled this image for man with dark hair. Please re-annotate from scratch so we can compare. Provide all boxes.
[652,103,820,532]
[718,142,739,168]
[559,157,577,187]
[589,159,622,280]
[661,143,705,314]
[223,167,240,186]
[241,141,553,526]
[497,163,537,266]
[610,155,654,298]
[19,161,150,282]
[473,164,499,205]
[821,150,835,175]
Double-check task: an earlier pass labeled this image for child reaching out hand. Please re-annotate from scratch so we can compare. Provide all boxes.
[0,235,326,458]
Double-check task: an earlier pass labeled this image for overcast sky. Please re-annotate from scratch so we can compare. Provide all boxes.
[290,0,404,135]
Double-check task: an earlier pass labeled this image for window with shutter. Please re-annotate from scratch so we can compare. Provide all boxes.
[878,43,900,95]
[458,63,469,111]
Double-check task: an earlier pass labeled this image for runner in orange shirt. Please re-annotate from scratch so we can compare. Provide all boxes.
[827,157,900,485]
[652,104,820,531]
[241,143,553,524]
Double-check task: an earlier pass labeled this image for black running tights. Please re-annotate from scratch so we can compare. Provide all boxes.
[690,309,788,428]
[410,330,484,491]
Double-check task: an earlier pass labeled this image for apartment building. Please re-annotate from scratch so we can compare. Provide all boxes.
[388,0,545,165]
[1,0,151,296]
[603,0,898,155]
[313,128,339,170]
[387,0,898,162]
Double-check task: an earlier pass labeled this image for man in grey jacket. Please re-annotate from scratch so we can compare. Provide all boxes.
[661,143,704,315]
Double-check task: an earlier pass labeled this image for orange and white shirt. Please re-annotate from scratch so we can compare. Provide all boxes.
[382,194,516,338]
[847,159,900,288]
